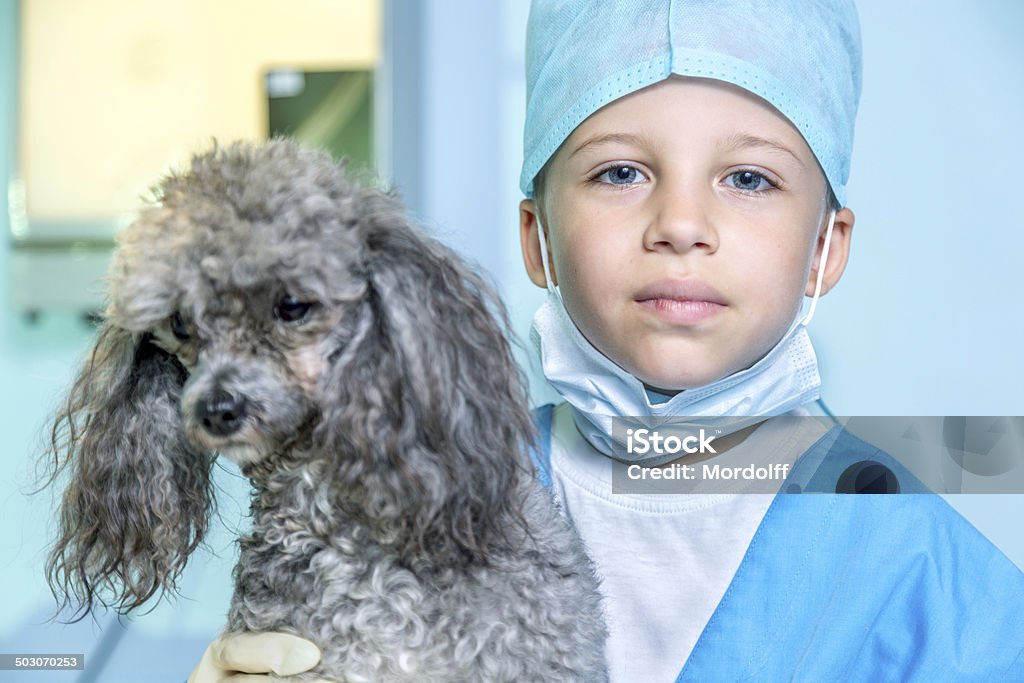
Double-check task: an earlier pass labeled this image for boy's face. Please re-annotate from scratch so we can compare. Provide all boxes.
[520,76,853,392]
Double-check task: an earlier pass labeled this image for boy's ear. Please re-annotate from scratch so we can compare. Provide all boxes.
[519,198,557,288]
[805,207,854,297]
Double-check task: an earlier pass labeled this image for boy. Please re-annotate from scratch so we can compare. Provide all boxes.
[516,1,1024,681]
[191,1,1024,680]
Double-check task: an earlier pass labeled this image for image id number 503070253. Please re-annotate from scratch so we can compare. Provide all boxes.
[1,654,85,670]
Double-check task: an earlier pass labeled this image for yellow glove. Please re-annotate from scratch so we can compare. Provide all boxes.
[188,632,328,683]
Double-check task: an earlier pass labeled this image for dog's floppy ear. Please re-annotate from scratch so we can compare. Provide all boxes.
[321,199,536,561]
[43,323,214,619]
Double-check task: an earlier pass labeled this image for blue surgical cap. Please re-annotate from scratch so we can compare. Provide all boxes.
[521,0,862,206]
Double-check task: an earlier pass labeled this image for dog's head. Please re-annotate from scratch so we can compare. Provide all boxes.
[109,141,373,467]
[45,140,535,618]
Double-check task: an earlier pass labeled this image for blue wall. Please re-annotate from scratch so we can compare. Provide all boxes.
[816,0,1024,416]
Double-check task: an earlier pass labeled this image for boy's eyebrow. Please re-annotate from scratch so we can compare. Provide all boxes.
[568,131,808,169]
[718,133,807,169]
[567,133,651,159]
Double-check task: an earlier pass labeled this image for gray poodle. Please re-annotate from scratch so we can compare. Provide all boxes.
[43,140,607,681]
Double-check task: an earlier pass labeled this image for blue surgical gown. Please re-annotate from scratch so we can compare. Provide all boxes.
[529,406,1024,681]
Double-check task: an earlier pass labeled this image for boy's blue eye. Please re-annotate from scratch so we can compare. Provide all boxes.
[596,165,647,186]
[726,170,775,192]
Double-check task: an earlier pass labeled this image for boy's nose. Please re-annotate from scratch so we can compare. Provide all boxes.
[643,186,720,254]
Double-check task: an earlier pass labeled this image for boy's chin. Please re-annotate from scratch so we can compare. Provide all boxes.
[626,336,783,394]
[630,348,766,394]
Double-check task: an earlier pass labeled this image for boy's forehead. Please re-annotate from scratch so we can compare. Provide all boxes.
[521,0,861,205]
[556,77,818,172]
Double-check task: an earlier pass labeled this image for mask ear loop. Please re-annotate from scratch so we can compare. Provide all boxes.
[535,215,559,295]
[801,208,837,327]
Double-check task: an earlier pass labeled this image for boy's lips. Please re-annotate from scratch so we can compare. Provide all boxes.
[634,278,727,325]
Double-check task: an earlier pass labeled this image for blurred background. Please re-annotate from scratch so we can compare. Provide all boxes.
[1,0,1022,680]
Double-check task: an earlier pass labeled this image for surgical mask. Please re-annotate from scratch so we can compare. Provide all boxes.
[530,210,836,464]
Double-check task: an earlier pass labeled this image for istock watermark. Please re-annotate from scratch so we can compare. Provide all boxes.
[625,427,717,456]
[607,415,1024,494]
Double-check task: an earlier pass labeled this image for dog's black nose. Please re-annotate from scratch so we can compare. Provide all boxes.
[197,390,248,437]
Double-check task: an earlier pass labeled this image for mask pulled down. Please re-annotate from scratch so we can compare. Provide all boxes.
[530,291,822,466]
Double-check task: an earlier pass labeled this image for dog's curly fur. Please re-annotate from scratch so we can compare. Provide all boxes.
[43,140,607,681]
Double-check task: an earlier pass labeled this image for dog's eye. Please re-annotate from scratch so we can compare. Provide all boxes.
[170,311,191,341]
[274,295,313,323]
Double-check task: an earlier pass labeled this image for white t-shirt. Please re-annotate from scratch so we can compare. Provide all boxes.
[545,402,828,682]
